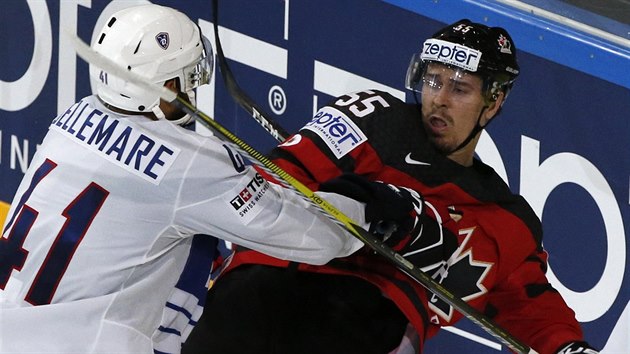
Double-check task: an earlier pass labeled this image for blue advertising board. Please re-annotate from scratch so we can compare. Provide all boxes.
[1,0,628,352]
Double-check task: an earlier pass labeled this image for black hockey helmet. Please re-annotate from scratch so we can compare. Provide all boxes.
[406,19,520,103]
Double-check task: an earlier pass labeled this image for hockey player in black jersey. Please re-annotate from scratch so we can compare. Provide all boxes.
[184,19,599,354]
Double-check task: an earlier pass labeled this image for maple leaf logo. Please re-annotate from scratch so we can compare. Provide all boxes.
[428,228,493,322]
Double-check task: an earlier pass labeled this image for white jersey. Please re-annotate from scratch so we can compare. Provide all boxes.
[0,95,365,353]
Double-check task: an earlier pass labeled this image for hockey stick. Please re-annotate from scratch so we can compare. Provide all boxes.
[209,9,289,142]
[68,31,536,354]
[210,1,289,142]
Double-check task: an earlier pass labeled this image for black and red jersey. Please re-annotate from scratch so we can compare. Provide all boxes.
[220,89,584,354]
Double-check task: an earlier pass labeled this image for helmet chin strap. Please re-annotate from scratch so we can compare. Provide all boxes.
[152,90,196,126]
[447,106,488,155]
[151,105,167,120]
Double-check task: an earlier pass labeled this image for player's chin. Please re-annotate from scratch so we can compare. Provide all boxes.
[428,136,454,154]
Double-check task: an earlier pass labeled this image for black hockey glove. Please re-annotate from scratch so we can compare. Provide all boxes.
[318,173,423,247]
[556,342,599,354]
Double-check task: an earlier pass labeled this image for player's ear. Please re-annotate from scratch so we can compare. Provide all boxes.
[482,91,505,125]
[163,79,178,92]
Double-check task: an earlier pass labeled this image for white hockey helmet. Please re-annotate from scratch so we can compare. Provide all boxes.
[90,4,213,125]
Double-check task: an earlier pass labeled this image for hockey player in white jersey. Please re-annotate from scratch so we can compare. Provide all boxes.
[0,4,419,353]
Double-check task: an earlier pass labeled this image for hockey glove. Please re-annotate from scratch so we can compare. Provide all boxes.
[318,173,423,247]
[556,342,599,354]
[397,201,459,270]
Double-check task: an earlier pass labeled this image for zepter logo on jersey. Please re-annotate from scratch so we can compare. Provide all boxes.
[301,106,367,159]
[421,38,482,72]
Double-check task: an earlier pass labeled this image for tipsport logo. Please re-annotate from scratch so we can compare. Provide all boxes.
[421,38,482,72]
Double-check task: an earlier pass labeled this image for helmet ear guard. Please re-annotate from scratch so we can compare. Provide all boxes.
[480,72,511,105]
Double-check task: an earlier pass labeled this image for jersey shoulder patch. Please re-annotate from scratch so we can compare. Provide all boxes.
[302,106,367,159]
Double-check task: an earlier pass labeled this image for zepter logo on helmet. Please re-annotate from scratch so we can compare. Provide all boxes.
[419,38,483,73]
[405,19,519,103]
[89,4,213,125]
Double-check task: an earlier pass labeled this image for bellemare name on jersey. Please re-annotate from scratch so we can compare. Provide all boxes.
[50,99,180,184]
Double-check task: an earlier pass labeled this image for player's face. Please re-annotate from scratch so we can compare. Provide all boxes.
[420,63,490,157]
